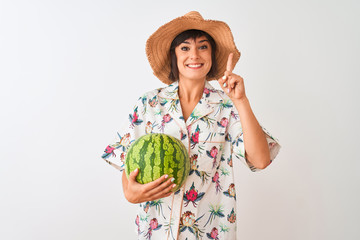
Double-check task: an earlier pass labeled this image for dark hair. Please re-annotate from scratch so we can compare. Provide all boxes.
[168,29,217,81]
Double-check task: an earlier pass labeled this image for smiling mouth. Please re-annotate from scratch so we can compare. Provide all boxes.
[186,63,203,69]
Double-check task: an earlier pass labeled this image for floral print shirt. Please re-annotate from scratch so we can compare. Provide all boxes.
[101,81,281,240]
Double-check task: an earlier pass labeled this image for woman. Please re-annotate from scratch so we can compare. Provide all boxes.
[102,11,280,240]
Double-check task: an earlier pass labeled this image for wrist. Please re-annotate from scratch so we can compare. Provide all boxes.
[231,96,249,105]
[231,96,251,114]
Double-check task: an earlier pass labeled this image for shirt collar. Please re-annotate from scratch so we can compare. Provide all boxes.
[157,81,225,127]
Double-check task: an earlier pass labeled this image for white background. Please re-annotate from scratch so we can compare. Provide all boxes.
[1,0,359,239]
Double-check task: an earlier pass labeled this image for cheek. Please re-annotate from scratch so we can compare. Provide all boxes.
[205,54,212,69]
[177,56,187,71]
[203,52,212,64]
[175,49,184,61]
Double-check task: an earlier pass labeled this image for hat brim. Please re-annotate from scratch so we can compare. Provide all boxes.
[146,13,241,85]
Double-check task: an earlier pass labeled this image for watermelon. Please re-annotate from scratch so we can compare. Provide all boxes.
[125,133,190,192]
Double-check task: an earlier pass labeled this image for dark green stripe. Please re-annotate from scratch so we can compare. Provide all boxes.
[142,136,154,183]
[158,134,164,177]
[138,139,148,183]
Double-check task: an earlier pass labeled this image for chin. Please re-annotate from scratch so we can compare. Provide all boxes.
[180,74,208,82]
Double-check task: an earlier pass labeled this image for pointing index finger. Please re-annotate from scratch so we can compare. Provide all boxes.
[226,53,234,72]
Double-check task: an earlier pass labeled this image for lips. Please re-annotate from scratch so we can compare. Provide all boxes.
[186,63,203,69]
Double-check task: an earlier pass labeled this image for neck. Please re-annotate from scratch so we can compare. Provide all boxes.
[178,79,205,102]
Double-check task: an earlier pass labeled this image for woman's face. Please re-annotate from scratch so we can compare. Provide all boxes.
[175,35,212,82]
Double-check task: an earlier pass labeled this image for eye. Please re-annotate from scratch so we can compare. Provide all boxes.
[199,45,208,50]
[180,46,190,51]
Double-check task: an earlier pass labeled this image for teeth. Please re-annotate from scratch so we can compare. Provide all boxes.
[187,64,202,68]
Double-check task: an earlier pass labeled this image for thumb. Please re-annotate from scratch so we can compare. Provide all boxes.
[129,168,139,182]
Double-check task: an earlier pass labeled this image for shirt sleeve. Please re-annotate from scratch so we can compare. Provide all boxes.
[227,108,281,172]
[101,96,147,172]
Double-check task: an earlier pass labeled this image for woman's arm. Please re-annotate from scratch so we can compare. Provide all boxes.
[232,97,270,169]
[218,53,271,169]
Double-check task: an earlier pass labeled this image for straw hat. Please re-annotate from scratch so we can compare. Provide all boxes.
[146,11,241,85]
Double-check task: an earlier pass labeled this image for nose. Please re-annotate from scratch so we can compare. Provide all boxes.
[189,48,200,59]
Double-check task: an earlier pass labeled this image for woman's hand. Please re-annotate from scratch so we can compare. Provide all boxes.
[122,168,176,204]
[218,53,247,101]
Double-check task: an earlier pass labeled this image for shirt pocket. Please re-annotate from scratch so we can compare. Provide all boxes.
[196,133,225,173]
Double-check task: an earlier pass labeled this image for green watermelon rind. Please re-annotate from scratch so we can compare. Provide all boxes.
[125,133,190,192]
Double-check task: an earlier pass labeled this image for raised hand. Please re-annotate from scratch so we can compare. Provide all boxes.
[122,168,176,204]
[218,53,247,101]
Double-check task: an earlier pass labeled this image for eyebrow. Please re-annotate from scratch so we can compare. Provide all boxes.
[182,39,209,44]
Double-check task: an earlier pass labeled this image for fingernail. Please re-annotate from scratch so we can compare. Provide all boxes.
[223,82,227,87]
[133,168,138,173]
[171,178,175,182]
[164,174,168,179]
[228,88,230,93]
[172,184,176,188]
[222,76,226,80]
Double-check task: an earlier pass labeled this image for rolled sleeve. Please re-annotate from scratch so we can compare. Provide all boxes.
[228,112,281,172]
[101,97,146,172]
